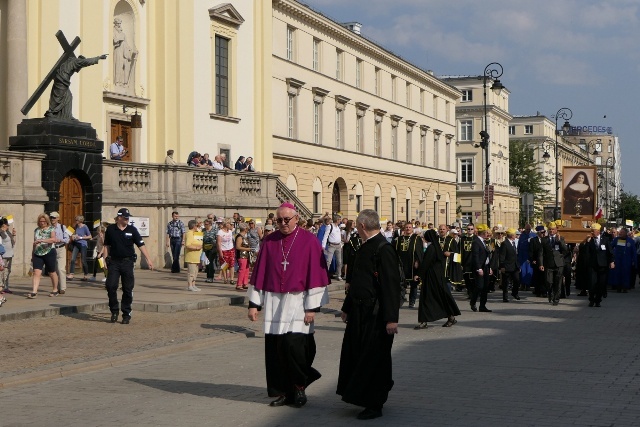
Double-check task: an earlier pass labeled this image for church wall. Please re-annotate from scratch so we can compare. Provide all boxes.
[0,0,7,148]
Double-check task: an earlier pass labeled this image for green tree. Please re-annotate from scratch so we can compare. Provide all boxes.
[509,140,552,225]
[611,191,640,226]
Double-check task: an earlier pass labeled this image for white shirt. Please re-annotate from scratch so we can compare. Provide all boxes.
[321,223,342,248]
[212,161,224,170]
[110,142,125,160]
[217,229,234,251]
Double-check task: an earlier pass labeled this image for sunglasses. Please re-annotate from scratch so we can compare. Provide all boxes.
[276,216,295,224]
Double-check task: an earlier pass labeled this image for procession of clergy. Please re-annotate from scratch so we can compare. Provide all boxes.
[246,202,630,420]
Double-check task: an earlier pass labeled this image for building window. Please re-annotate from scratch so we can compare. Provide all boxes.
[391,124,398,160]
[460,158,473,182]
[406,83,411,108]
[288,95,297,138]
[313,191,321,213]
[595,156,602,165]
[433,136,439,168]
[312,38,320,71]
[406,129,412,163]
[419,89,425,113]
[608,142,612,153]
[391,198,396,223]
[336,108,344,149]
[286,26,295,61]
[445,101,450,122]
[336,49,343,80]
[420,133,426,166]
[374,68,380,95]
[374,196,380,213]
[446,139,451,171]
[460,120,473,141]
[509,125,515,135]
[461,89,473,102]
[433,95,438,119]
[524,125,533,135]
[356,59,363,88]
[374,119,381,156]
[405,199,411,222]
[356,114,364,153]
[356,195,362,212]
[391,75,397,102]
[313,102,322,145]
[215,35,229,116]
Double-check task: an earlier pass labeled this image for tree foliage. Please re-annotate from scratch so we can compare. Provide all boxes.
[611,191,640,225]
[509,140,552,225]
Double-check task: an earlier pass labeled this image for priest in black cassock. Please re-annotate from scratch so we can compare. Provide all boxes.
[337,209,401,420]
[415,229,461,328]
[392,222,424,307]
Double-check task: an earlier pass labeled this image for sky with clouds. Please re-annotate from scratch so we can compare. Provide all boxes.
[302,0,640,195]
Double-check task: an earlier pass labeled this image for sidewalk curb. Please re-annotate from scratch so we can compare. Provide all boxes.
[0,295,248,323]
[0,328,256,390]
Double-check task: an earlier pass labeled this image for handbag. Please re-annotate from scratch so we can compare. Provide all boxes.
[200,251,210,266]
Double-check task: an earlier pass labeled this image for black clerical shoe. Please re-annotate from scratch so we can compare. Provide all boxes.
[293,388,307,407]
[357,408,383,420]
[121,316,131,325]
[470,304,477,312]
[269,395,292,407]
[578,290,588,296]
[552,301,558,306]
[503,298,509,302]
[511,294,521,300]
[589,301,595,307]
[595,302,601,307]
[110,313,118,323]
[479,306,492,313]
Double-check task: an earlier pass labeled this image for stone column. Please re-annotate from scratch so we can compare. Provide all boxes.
[4,0,28,149]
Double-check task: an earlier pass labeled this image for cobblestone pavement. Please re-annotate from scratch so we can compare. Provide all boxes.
[2,289,640,427]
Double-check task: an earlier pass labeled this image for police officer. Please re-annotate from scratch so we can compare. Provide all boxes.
[104,208,154,324]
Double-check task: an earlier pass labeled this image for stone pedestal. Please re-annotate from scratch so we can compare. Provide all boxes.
[8,118,103,225]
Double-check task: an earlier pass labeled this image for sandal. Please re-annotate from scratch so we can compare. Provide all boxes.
[49,292,59,297]
[26,293,38,299]
[242,285,248,289]
[66,275,74,280]
[235,286,244,291]
[230,280,236,285]
[81,277,88,282]
[414,322,428,330]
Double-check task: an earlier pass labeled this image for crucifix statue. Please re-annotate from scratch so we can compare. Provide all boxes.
[21,30,107,121]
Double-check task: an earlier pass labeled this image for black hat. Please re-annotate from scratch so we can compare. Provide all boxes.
[117,208,131,218]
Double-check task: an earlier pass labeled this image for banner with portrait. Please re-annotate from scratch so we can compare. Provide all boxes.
[561,166,597,220]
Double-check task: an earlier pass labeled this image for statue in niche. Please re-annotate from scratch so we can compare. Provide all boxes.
[113,17,137,89]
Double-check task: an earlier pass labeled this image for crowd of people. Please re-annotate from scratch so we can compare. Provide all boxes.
[162,150,256,172]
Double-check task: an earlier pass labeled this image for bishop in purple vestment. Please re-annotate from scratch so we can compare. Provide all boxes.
[248,203,330,408]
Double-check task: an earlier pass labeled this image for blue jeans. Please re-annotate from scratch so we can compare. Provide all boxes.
[69,244,88,275]
[170,238,182,272]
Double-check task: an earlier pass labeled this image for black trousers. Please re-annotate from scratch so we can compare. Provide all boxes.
[170,237,182,273]
[501,269,520,300]
[532,264,545,296]
[562,264,572,296]
[589,267,608,304]
[265,333,320,397]
[204,249,217,279]
[105,257,135,317]
[408,280,419,305]
[471,267,490,308]
[546,267,562,303]
[463,272,474,297]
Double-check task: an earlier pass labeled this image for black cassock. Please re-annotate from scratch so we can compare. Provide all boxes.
[337,233,401,410]
[418,230,461,322]
[442,236,463,286]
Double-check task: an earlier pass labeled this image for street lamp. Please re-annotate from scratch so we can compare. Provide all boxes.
[552,107,572,219]
[481,62,504,227]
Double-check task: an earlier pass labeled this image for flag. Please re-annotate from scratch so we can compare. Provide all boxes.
[594,207,603,220]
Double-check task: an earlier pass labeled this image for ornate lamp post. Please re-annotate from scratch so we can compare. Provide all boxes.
[551,108,572,219]
[480,62,505,227]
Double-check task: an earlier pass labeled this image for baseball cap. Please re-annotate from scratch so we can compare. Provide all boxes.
[49,211,60,218]
[535,225,546,232]
[117,208,131,218]
[591,223,602,230]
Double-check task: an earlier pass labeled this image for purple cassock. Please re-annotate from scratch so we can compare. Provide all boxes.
[250,227,330,294]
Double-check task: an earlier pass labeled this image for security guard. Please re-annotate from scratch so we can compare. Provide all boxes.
[104,208,154,324]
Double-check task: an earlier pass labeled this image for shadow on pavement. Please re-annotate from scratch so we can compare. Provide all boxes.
[126,378,269,404]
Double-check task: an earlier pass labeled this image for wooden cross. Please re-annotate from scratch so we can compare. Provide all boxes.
[20,30,81,116]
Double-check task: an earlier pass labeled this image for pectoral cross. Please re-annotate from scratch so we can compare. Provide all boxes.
[281,260,289,271]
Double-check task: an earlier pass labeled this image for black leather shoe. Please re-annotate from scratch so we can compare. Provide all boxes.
[503,299,509,302]
[269,395,292,407]
[589,301,595,307]
[552,301,558,306]
[595,302,601,307]
[470,304,477,312]
[110,313,118,323]
[121,316,131,324]
[479,307,492,313]
[293,389,307,407]
[357,408,383,420]
[511,294,521,300]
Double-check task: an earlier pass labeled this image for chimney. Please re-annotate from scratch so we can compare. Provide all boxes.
[342,22,362,35]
